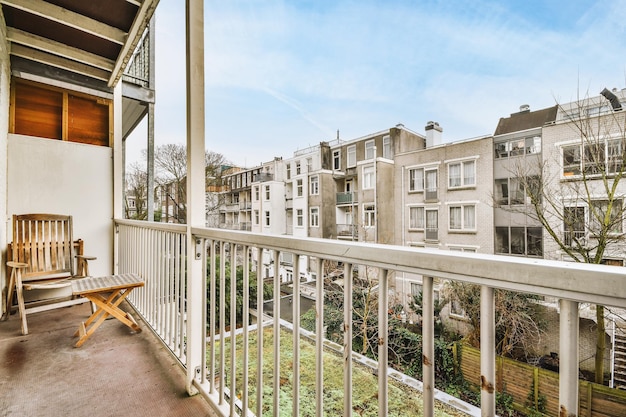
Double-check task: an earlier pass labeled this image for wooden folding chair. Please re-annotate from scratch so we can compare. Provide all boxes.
[4,214,96,334]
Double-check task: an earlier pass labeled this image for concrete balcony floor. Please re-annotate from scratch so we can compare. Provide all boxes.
[0,302,216,417]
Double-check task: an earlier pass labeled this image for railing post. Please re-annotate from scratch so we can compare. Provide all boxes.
[559,299,579,417]
[480,285,496,417]
[422,276,434,417]
[378,269,389,417]
[343,263,353,417]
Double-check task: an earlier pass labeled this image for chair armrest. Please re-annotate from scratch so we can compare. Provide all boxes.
[7,261,28,269]
[75,255,97,277]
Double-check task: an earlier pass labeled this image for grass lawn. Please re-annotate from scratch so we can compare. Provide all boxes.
[209,326,469,417]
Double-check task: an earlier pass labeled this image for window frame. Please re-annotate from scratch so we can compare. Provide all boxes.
[363,204,376,227]
[347,145,356,168]
[448,204,476,232]
[310,207,319,227]
[365,140,375,160]
[447,160,476,189]
[362,165,375,189]
[309,175,319,195]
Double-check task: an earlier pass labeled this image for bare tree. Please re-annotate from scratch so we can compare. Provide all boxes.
[513,90,626,383]
[125,162,149,220]
[153,144,230,224]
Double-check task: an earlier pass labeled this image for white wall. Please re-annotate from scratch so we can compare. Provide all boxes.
[7,135,113,276]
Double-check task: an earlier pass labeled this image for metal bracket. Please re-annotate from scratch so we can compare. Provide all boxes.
[195,366,202,380]
[195,239,202,260]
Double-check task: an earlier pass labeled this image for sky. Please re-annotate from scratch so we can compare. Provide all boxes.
[126,0,626,168]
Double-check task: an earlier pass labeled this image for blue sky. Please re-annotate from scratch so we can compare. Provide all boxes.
[126,0,626,168]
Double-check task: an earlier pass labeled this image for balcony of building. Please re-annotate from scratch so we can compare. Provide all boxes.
[336,191,358,206]
[2,3,626,417]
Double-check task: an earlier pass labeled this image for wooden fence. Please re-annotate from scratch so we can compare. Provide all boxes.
[455,344,626,417]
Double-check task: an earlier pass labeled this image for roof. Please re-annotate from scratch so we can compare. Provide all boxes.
[2,0,159,90]
[494,105,558,136]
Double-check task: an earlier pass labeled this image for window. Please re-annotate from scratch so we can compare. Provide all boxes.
[333,150,341,170]
[409,206,424,229]
[307,158,313,173]
[425,209,438,240]
[561,139,623,177]
[265,211,270,226]
[296,179,303,197]
[495,177,529,205]
[425,169,438,200]
[365,140,375,160]
[286,164,291,179]
[409,168,424,192]
[362,165,375,189]
[495,226,543,256]
[296,209,303,227]
[254,210,259,225]
[265,185,270,200]
[449,205,476,231]
[310,207,319,227]
[590,199,623,235]
[310,175,319,195]
[383,135,392,159]
[364,204,375,227]
[254,186,260,201]
[296,161,301,175]
[347,145,356,167]
[494,136,541,158]
[448,160,475,188]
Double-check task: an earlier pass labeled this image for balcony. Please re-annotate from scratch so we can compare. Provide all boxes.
[336,191,358,205]
[108,220,626,416]
[337,223,358,239]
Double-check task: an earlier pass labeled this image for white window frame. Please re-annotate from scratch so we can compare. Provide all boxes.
[448,204,476,231]
[333,150,341,170]
[447,160,476,189]
[383,135,392,159]
[362,165,375,189]
[365,140,375,160]
[264,185,270,200]
[310,207,319,227]
[254,210,259,225]
[310,175,319,195]
[409,168,424,192]
[296,161,301,175]
[296,179,303,197]
[347,145,356,168]
[264,211,270,226]
[254,186,260,201]
[409,206,425,229]
[296,209,303,227]
[363,204,376,227]
[286,163,291,179]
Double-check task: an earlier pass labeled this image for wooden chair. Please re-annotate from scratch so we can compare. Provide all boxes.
[4,214,96,334]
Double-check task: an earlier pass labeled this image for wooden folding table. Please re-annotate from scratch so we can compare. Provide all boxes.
[71,273,144,348]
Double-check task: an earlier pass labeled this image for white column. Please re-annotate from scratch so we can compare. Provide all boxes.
[480,285,495,417]
[422,276,434,417]
[185,0,206,396]
[559,299,579,417]
[112,82,124,273]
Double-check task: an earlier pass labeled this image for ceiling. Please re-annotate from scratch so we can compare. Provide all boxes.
[1,0,159,91]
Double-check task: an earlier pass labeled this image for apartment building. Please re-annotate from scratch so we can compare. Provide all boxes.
[493,105,558,258]
[331,124,426,244]
[393,122,495,320]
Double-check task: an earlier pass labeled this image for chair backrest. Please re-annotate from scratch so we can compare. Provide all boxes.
[11,214,75,282]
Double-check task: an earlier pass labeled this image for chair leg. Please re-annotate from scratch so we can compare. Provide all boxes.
[2,268,16,321]
[14,270,28,335]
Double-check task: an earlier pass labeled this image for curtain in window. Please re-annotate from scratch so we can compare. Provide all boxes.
[464,161,475,185]
[449,164,461,187]
[449,207,461,229]
[464,205,475,229]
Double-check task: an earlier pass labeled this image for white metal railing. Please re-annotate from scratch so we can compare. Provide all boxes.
[114,219,626,417]
[116,220,188,364]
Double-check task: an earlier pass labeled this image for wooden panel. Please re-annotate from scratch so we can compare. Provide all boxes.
[13,81,63,139]
[67,94,109,146]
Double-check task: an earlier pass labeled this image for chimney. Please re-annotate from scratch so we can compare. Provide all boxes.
[519,104,530,113]
[425,121,442,147]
